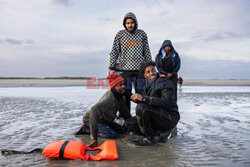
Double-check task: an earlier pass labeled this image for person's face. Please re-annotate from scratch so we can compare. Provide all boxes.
[144,65,157,83]
[125,18,135,32]
[114,81,126,94]
[164,45,171,54]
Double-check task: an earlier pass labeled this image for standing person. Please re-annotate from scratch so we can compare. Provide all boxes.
[155,40,181,102]
[178,76,183,89]
[130,61,180,146]
[109,12,152,111]
[76,74,131,147]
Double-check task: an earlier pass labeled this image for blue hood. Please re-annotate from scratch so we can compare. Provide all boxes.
[155,40,181,76]
[159,40,175,58]
[159,40,174,51]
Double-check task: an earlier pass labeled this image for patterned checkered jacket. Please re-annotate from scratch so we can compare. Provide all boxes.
[109,12,152,71]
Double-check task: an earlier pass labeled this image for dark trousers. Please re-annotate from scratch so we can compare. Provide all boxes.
[136,103,176,137]
[83,121,125,139]
[169,76,178,102]
[120,71,143,111]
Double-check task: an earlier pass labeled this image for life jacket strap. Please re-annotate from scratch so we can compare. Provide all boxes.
[59,141,69,158]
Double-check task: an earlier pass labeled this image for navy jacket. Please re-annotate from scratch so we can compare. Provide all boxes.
[155,40,181,77]
[140,75,180,127]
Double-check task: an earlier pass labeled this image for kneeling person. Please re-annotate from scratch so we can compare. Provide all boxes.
[77,74,131,147]
[131,61,180,146]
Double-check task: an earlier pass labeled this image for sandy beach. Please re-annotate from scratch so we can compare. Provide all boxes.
[0,79,89,87]
[0,86,250,166]
[0,79,250,87]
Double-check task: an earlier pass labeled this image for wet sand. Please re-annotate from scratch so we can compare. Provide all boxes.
[0,87,250,166]
[0,79,88,87]
[183,79,250,86]
[0,79,250,87]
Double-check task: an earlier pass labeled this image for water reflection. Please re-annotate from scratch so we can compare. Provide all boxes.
[0,87,250,166]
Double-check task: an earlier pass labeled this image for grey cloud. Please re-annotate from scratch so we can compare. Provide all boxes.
[3,38,35,45]
[179,54,250,79]
[99,17,116,23]
[240,21,250,38]
[1,48,249,79]
[51,0,73,7]
[5,38,23,45]
[224,32,237,37]
[144,0,160,8]
[206,34,225,41]
[206,32,238,41]
[144,0,175,8]
[26,39,35,44]
[192,32,240,42]
[51,50,107,65]
[0,50,109,78]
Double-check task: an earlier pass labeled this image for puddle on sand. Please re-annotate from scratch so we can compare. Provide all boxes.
[0,87,250,166]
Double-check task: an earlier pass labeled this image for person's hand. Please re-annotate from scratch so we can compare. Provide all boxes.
[88,139,98,147]
[109,70,116,76]
[167,73,172,78]
[131,93,143,102]
[160,74,167,77]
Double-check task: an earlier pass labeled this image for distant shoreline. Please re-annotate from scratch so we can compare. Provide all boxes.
[0,79,250,87]
[183,79,250,86]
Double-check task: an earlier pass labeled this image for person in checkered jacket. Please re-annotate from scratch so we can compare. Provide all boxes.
[109,12,152,111]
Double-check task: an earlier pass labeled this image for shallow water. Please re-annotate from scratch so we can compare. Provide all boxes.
[0,86,250,167]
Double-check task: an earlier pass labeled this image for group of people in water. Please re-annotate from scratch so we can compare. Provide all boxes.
[76,12,181,146]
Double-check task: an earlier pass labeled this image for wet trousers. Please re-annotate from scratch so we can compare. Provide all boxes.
[136,103,177,137]
[82,121,125,139]
[120,71,143,112]
[169,76,178,102]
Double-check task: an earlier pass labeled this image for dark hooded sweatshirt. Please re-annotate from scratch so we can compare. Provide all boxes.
[155,40,181,77]
[109,12,152,71]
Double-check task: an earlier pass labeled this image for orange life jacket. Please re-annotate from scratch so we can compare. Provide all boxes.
[42,140,118,161]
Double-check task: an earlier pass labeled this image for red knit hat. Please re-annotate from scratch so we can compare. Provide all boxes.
[107,74,124,89]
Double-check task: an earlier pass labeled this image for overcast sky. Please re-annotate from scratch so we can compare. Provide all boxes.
[0,0,249,79]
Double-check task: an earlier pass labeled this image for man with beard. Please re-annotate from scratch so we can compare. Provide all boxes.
[76,74,131,147]
[109,12,152,112]
[130,61,180,146]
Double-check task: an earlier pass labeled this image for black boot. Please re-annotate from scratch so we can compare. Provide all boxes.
[75,125,90,135]
[158,130,171,143]
[131,137,157,146]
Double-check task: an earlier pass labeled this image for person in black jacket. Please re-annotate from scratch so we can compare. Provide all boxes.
[155,40,181,102]
[130,61,180,146]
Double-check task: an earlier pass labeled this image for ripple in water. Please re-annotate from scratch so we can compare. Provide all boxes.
[0,88,249,167]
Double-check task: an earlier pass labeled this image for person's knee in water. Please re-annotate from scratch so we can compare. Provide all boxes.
[130,61,180,146]
[79,74,131,147]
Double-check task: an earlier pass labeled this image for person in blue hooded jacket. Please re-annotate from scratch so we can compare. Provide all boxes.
[155,40,181,101]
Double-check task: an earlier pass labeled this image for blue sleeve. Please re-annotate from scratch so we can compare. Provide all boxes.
[172,52,181,75]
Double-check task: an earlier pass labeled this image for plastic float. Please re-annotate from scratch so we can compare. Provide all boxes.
[42,140,118,160]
